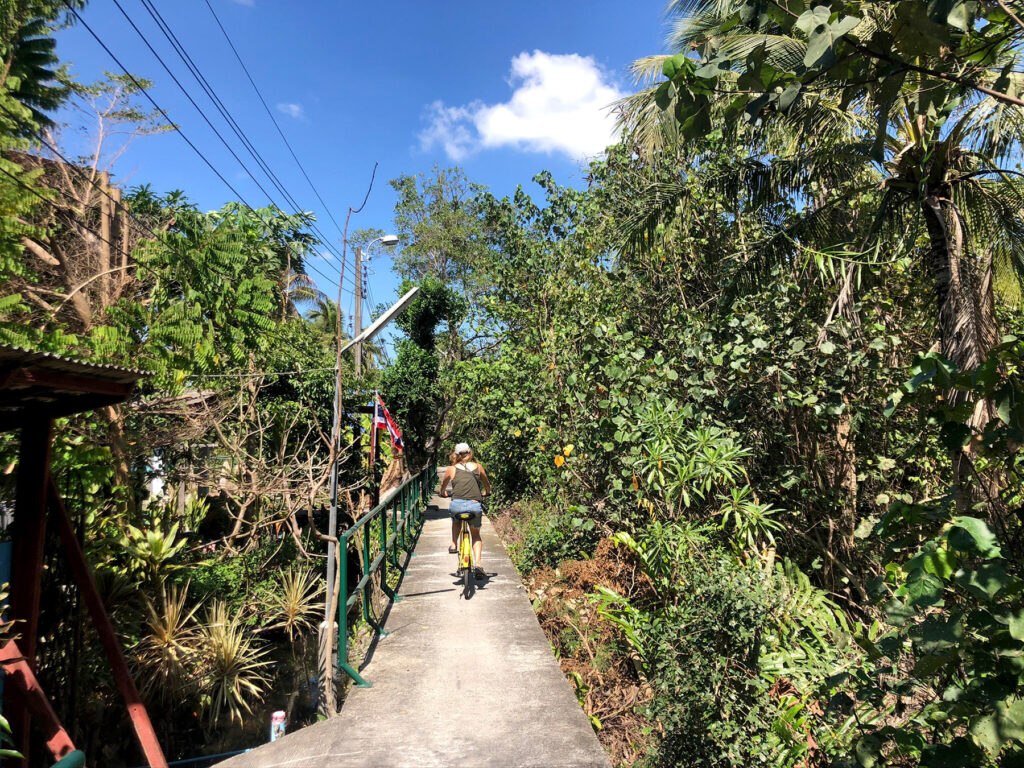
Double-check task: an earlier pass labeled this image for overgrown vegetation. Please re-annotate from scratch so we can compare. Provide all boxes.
[4,1,1024,766]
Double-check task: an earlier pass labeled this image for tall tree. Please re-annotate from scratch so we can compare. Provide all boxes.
[620,0,1024,393]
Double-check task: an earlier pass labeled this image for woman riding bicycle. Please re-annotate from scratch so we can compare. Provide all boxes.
[438,442,491,579]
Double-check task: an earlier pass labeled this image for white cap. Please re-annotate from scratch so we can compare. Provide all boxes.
[454,442,471,454]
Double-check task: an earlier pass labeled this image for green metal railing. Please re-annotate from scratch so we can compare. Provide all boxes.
[335,462,435,686]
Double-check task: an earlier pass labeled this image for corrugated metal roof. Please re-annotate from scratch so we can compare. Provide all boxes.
[0,343,150,384]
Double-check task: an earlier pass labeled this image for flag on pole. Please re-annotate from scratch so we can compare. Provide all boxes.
[370,393,404,453]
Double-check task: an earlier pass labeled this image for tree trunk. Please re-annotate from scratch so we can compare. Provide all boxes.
[921,194,992,512]
[921,194,990,373]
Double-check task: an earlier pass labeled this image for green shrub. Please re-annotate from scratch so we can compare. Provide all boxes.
[598,524,859,767]
[185,536,303,623]
[512,503,602,571]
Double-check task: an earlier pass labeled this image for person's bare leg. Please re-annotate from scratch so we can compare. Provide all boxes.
[450,518,459,551]
[471,527,483,568]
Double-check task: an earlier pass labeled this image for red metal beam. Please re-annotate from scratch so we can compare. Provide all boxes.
[0,638,76,761]
[7,418,53,764]
[48,478,169,768]
[9,419,52,659]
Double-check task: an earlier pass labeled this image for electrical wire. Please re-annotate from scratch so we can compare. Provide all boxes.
[61,1,349,297]
[3,115,345,299]
[186,367,336,379]
[134,0,353,289]
[0,161,348,330]
[0,109,168,243]
[203,0,348,241]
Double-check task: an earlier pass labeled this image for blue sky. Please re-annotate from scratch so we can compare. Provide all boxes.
[55,0,668,335]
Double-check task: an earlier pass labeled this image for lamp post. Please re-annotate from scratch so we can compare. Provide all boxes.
[325,234,398,624]
[353,235,399,377]
[319,232,398,714]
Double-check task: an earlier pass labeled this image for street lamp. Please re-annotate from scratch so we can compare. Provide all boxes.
[324,233,398,632]
[354,235,398,377]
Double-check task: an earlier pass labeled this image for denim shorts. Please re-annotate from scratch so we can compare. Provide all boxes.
[449,498,483,528]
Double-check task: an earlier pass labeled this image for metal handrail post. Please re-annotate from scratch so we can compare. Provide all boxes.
[399,486,407,550]
[379,505,388,594]
[390,499,400,568]
[337,530,370,688]
[361,522,372,623]
[380,502,397,601]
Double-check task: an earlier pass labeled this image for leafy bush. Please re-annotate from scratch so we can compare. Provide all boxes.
[512,503,602,571]
[598,524,858,767]
[847,337,1024,767]
[185,536,301,619]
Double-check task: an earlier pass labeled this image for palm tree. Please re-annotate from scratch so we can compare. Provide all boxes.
[308,296,342,345]
[282,267,324,317]
[618,0,1024,388]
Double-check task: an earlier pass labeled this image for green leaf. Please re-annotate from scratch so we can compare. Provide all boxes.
[996,385,1015,426]
[910,614,963,655]
[949,517,1002,559]
[778,82,802,111]
[820,340,835,355]
[971,699,1024,755]
[795,6,831,36]
[912,653,954,677]
[883,390,903,418]
[947,1,977,31]
[654,82,674,111]
[798,8,860,68]
[922,546,956,580]
[855,734,881,767]
[954,562,1009,601]
[805,29,835,68]
[1007,608,1024,642]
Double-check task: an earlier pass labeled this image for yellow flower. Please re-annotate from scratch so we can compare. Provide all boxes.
[554,455,565,467]
[514,429,521,437]
[540,445,546,450]
[563,445,574,457]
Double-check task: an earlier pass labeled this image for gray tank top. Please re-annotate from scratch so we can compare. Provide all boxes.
[450,463,483,501]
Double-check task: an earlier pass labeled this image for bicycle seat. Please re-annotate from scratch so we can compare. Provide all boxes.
[454,512,475,520]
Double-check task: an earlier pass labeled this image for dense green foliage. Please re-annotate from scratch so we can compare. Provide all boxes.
[412,5,1024,760]
[0,3,371,760]
[3,0,1024,766]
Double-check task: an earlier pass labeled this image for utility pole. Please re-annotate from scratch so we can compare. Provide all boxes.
[353,246,363,377]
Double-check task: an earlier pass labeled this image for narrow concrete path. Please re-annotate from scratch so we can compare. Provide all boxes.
[219,475,610,768]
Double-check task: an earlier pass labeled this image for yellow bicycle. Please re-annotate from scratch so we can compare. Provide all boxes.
[454,511,476,595]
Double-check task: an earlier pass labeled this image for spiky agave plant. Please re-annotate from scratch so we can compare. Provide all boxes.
[198,601,272,727]
[269,567,323,642]
[133,583,202,705]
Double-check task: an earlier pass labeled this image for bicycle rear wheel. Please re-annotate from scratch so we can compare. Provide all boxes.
[463,562,472,591]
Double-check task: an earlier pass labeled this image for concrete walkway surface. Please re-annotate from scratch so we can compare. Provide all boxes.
[218,478,610,768]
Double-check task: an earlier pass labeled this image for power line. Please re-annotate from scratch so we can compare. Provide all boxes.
[203,0,348,242]
[133,0,354,290]
[60,1,347,296]
[187,366,336,379]
[4,112,346,300]
[0,160,346,323]
[0,109,166,244]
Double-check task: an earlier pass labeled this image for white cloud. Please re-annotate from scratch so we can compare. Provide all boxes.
[277,102,304,120]
[419,51,624,162]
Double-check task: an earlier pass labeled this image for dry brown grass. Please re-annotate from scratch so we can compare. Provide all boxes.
[491,506,658,767]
